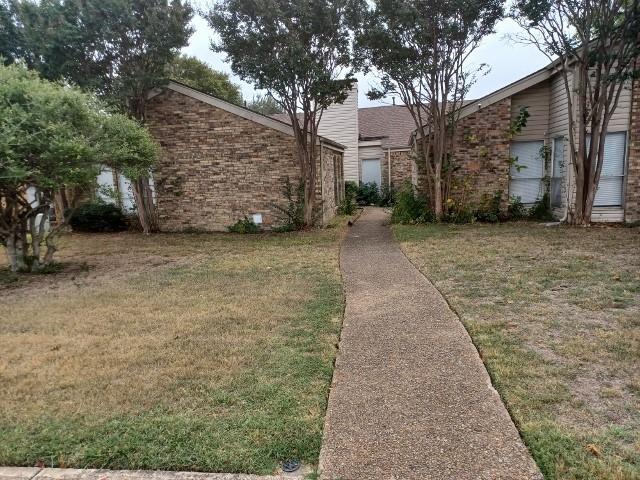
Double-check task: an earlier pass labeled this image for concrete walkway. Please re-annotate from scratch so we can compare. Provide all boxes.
[318,208,541,480]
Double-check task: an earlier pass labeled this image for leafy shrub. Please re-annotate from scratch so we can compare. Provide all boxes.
[272,177,305,231]
[356,182,381,205]
[228,216,261,233]
[443,204,475,224]
[379,184,396,207]
[391,183,433,224]
[528,193,555,221]
[475,190,503,223]
[508,196,527,220]
[338,182,357,215]
[69,202,127,232]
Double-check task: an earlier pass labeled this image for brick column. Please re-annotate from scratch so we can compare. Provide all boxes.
[626,77,640,223]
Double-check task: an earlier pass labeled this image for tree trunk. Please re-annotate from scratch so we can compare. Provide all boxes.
[303,171,316,226]
[433,172,443,219]
[131,177,158,234]
[6,229,28,272]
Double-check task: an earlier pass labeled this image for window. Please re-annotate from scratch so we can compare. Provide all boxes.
[551,137,565,207]
[510,141,545,204]
[592,132,626,207]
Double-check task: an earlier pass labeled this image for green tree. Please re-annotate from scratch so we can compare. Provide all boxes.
[0,64,158,272]
[512,0,640,225]
[11,0,193,233]
[0,0,22,64]
[355,0,503,219]
[167,55,242,104]
[206,0,363,226]
[247,93,283,115]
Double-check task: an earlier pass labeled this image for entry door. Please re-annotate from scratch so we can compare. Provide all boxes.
[361,158,382,188]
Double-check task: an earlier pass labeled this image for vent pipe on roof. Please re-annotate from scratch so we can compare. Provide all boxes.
[392,97,396,106]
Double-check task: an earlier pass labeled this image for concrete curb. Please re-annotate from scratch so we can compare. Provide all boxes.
[0,468,310,480]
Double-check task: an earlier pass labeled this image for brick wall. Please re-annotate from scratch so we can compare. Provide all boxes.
[390,150,413,188]
[146,89,341,231]
[450,98,512,205]
[626,77,640,223]
[413,98,512,206]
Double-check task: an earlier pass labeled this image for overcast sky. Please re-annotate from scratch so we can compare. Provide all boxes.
[182,15,551,108]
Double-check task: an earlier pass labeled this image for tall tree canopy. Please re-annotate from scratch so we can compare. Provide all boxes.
[355,0,504,219]
[247,93,283,115]
[167,55,242,104]
[512,0,640,225]
[0,64,158,272]
[0,0,21,64]
[9,0,193,233]
[206,0,363,225]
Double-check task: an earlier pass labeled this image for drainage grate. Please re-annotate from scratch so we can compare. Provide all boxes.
[281,459,301,473]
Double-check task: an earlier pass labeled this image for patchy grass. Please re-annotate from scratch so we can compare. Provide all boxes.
[0,225,348,474]
[395,222,640,480]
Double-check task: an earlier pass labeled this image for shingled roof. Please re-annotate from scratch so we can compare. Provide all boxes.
[358,105,416,148]
[272,105,417,149]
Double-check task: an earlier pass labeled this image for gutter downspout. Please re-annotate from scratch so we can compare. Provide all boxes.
[387,147,392,188]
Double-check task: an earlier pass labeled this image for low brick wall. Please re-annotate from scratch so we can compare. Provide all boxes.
[146,89,342,231]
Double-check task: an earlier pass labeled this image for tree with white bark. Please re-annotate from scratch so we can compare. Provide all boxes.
[512,0,640,225]
[0,64,158,272]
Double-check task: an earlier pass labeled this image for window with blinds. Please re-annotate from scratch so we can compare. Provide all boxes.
[551,137,565,207]
[592,132,627,207]
[510,140,545,204]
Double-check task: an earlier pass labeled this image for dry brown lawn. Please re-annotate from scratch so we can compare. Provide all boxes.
[0,226,346,474]
[395,222,640,480]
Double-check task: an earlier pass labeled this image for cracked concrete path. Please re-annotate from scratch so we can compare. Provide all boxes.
[318,207,541,480]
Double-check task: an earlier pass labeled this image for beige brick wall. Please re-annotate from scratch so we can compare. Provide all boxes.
[146,89,341,231]
[626,77,640,223]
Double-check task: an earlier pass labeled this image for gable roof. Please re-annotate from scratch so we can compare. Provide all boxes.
[149,81,345,149]
[273,104,417,149]
[358,105,416,148]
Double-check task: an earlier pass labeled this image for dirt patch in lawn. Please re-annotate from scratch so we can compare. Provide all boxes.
[0,225,348,474]
[395,222,639,480]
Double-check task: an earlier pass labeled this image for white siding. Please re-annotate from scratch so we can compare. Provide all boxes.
[318,84,359,182]
[607,81,632,132]
[549,72,571,137]
[511,81,550,141]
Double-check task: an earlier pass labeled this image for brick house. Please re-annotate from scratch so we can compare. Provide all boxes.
[413,58,640,223]
[99,81,345,232]
[273,83,415,191]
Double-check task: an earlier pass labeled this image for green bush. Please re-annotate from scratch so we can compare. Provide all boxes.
[391,183,433,224]
[69,202,127,232]
[338,182,357,215]
[379,184,396,207]
[272,177,305,231]
[356,182,381,205]
[443,205,475,224]
[508,196,527,220]
[475,190,503,223]
[228,216,261,233]
[528,193,555,221]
